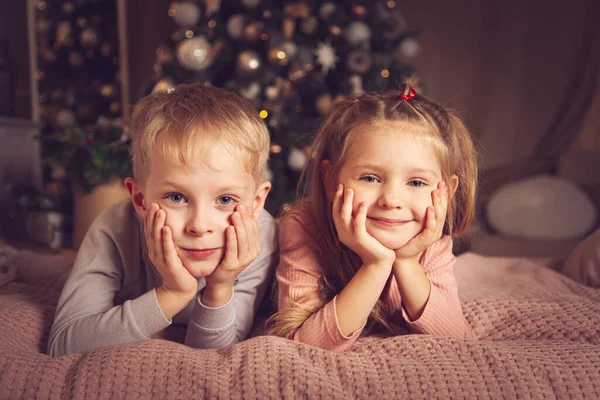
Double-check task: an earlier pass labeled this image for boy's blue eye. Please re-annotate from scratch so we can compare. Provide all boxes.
[360,175,379,183]
[167,193,185,203]
[217,196,235,205]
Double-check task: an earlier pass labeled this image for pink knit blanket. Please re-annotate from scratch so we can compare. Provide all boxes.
[1,252,599,399]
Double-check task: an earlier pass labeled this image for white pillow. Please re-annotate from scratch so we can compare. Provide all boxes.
[487,175,597,240]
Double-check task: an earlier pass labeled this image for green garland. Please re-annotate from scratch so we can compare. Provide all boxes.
[40,120,133,194]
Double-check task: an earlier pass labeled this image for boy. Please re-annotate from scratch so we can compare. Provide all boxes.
[48,83,276,356]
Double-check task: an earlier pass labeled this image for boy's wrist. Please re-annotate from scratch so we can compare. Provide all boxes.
[156,285,195,320]
[201,282,234,308]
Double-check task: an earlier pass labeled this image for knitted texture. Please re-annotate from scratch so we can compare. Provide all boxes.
[1,252,600,399]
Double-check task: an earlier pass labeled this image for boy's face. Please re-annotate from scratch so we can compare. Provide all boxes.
[127,143,270,278]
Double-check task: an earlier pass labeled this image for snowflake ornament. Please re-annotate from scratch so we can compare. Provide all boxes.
[314,42,338,75]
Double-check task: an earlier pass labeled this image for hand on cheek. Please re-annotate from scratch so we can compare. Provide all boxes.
[144,203,199,319]
[205,203,261,288]
[395,181,448,261]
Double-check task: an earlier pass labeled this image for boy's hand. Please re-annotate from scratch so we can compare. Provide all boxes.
[144,203,198,304]
[203,204,260,305]
[394,181,448,263]
[332,185,395,267]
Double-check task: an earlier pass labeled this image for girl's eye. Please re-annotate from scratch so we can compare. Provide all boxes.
[217,196,236,206]
[408,180,427,187]
[167,193,186,203]
[360,175,380,183]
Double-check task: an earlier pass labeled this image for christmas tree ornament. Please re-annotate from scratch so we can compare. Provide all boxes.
[349,75,364,96]
[282,18,295,40]
[319,2,336,20]
[314,41,337,75]
[346,50,372,75]
[80,28,100,49]
[243,20,264,42]
[268,47,289,67]
[226,14,245,39]
[284,2,311,19]
[176,36,213,71]
[56,21,73,45]
[345,21,371,46]
[204,0,222,16]
[100,84,116,98]
[236,50,262,75]
[399,38,420,58]
[352,5,367,19]
[287,147,307,171]
[171,2,202,28]
[238,81,261,101]
[315,93,332,116]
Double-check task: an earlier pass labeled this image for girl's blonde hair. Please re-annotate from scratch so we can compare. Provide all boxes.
[268,85,478,338]
[130,83,270,184]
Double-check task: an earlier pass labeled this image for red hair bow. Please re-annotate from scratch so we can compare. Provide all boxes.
[400,87,416,101]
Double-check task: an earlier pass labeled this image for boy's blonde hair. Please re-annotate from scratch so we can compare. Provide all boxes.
[269,85,478,339]
[130,83,270,184]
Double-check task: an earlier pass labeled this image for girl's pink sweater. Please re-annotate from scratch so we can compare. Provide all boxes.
[276,208,472,352]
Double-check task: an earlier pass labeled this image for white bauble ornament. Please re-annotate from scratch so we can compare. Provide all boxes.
[287,147,307,171]
[399,38,420,58]
[487,175,597,240]
[172,2,202,28]
[345,21,371,46]
[319,2,336,20]
[177,36,213,71]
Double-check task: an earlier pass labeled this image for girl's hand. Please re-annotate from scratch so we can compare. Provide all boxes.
[332,185,395,267]
[395,181,448,262]
[205,204,261,288]
[145,203,198,299]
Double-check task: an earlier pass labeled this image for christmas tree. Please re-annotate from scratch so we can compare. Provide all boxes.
[143,0,422,214]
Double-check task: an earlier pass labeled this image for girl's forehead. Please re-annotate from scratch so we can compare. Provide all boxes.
[343,128,442,173]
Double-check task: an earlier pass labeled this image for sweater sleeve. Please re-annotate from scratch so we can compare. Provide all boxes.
[391,236,471,338]
[47,204,171,357]
[184,210,278,349]
[276,211,363,352]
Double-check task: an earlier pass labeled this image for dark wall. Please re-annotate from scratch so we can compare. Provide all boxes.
[125,0,175,111]
[0,1,32,119]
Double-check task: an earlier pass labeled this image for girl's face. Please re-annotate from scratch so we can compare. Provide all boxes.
[331,127,448,250]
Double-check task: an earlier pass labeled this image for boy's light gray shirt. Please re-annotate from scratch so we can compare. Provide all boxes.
[48,199,277,357]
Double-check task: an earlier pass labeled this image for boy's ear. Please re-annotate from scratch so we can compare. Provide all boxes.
[124,177,146,219]
[252,180,272,218]
[320,160,336,202]
[448,175,459,197]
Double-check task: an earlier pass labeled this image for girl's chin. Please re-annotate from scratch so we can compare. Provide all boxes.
[183,262,220,278]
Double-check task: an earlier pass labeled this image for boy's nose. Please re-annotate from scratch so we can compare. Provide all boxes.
[185,209,214,236]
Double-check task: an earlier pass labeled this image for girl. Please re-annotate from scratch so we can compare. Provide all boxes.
[268,85,477,352]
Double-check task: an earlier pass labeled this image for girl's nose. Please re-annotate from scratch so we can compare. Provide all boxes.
[378,184,403,209]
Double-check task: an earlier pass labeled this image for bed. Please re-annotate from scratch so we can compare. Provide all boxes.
[1,245,599,399]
